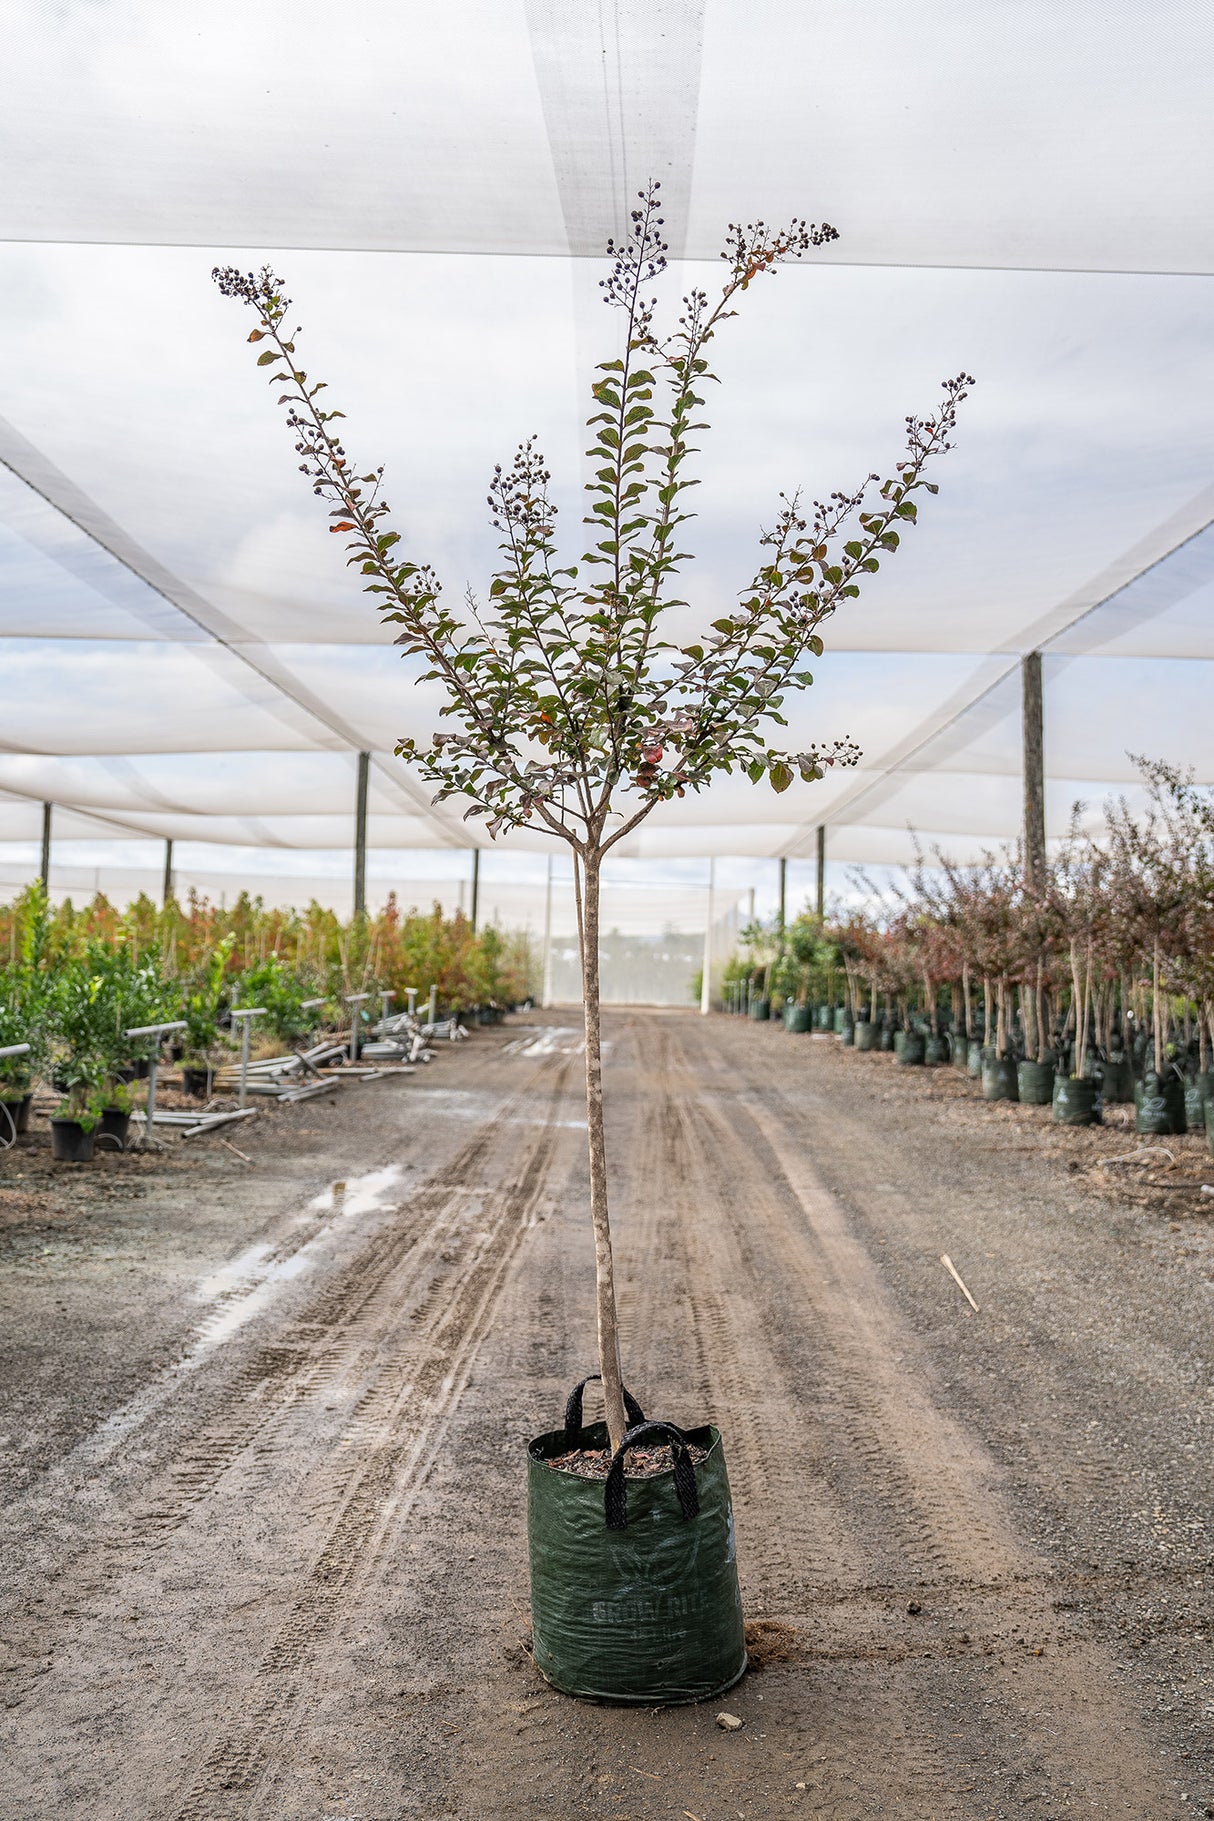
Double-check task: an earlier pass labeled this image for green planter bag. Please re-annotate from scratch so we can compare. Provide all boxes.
[1017,1059,1054,1105]
[1099,1055,1134,1104]
[1053,1075,1098,1125]
[982,1055,1018,1101]
[1135,1070,1185,1135]
[528,1382,746,1705]
[816,1005,834,1031]
[923,1034,948,1066]
[966,1038,984,1079]
[853,1019,878,1051]
[749,996,771,1022]
[785,1004,811,1033]
[898,1031,925,1066]
[1183,1078,1207,1134]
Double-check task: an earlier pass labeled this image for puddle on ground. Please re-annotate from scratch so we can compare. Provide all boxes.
[73,1164,404,1465]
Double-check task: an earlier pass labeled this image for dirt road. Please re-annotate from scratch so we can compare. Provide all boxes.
[1,1012,1210,1819]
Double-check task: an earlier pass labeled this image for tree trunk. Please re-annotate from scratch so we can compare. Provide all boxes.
[575,850,628,1455]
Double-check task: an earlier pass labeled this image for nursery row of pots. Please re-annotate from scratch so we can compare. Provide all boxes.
[754,996,1214,1149]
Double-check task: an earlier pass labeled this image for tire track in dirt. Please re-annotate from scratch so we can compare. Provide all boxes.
[2,1061,554,1598]
[168,1058,573,1821]
[1,1054,574,1820]
[675,1019,1181,1817]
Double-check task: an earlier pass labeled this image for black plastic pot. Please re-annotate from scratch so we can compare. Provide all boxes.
[0,1093,32,1137]
[50,1117,95,1162]
[1135,1070,1186,1136]
[982,1055,1019,1102]
[923,1034,948,1066]
[853,1019,879,1052]
[1017,1059,1055,1106]
[784,1004,811,1034]
[898,1031,926,1067]
[1053,1075,1099,1126]
[527,1387,746,1705]
[749,997,771,1023]
[182,1065,211,1099]
[96,1109,130,1151]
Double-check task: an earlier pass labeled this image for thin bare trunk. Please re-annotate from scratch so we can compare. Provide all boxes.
[962,962,972,1037]
[982,975,991,1049]
[575,850,627,1455]
[1153,938,1163,1077]
[1035,959,1045,1065]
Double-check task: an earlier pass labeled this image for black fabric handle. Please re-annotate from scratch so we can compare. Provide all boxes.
[604,1420,700,1532]
[562,1376,645,1450]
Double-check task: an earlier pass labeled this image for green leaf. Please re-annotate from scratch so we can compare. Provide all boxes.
[256,349,279,365]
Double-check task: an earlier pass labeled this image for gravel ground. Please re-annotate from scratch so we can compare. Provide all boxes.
[0,1014,1209,1820]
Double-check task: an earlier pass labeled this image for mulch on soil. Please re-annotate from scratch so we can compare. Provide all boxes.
[550,1442,710,1480]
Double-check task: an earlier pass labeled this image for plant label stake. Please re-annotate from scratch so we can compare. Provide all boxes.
[124,1019,187,1138]
[230,1008,267,1107]
[344,993,370,1064]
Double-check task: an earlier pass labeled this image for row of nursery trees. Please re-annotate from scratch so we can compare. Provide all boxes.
[728,761,1214,1133]
[0,886,532,1131]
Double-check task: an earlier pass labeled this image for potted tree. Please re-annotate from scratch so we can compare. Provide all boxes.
[215,187,968,1702]
[48,961,112,1162]
[181,935,235,1097]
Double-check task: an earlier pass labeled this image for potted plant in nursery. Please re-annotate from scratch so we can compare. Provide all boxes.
[216,189,968,1702]
[0,965,49,1138]
[181,936,235,1096]
[48,964,113,1162]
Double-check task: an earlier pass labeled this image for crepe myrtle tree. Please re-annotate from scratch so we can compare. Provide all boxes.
[214,186,970,1452]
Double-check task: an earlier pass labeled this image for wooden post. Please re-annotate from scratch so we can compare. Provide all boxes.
[470,848,480,932]
[815,825,826,920]
[39,802,52,892]
[354,751,369,917]
[162,837,174,907]
[1022,652,1046,895]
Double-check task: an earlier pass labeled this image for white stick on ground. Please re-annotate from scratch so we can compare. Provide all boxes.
[941,1253,980,1312]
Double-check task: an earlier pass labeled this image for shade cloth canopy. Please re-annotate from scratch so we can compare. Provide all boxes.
[1,0,1211,897]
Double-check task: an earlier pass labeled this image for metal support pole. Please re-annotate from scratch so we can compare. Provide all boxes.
[815,826,826,920]
[1022,651,1046,895]
[405,987,418,1017]
[39,802,52,892]
[354,751,370,918]
[700,858,715,1015]
[162,837,174,907]
[541,854,554,1008]
[777,856,787,936]
[428,983,438,1028]
[470,849,480,933]
[124,1020,187,1138]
